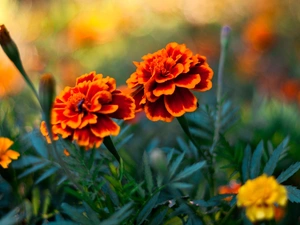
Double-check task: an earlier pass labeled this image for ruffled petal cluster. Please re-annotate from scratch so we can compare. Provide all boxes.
[237,174,287,222]
[126,42,213,122]
[41,72,135,149]
[0,137,20,168]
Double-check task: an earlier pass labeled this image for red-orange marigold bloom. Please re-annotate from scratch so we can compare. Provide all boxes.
[126,42,213,122]
[218,181,241,201]
[0,137,20,169]
[43,72,135,149]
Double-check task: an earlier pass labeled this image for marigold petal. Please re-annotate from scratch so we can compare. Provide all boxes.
[6,150,20,159]
[126,72,139,89]
[73,128,90,147]
[131,86,145,112]
[90,116,120,138]
[108,93,136,120]
[78,113,98,129]
[145,78,159,102]
[76,71,97,85]
[65,114,83,129]
[193,66,214,91]
[102,76,116,92]
[153,80,175,97]
[0,137,13,151]
[99,105,119,114]
[174,74,201,89]
[144,97,173,122]
[164,88,198,117]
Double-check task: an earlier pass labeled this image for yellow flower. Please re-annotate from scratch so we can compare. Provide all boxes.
[237,174,287,222]
[0,137,20,169]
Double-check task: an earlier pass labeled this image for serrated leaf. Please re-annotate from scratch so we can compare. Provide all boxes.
[250,141,264,179]
[263,137,289,176]
[172,161,205,182]
[285,185,300,203]
[99,202,133,225]
[136,192,160,225]
[277,162,300,183]
[242,145,251,183]
[18,161,50,179]
[169,153,185,179]
[148,208,168,225]
[143,152,153,193]
[35,167,59,184]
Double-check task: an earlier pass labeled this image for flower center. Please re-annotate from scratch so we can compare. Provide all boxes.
[68,93,86,112]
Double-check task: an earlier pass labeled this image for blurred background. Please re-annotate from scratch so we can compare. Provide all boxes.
[0,0,300,223]
[1,0,300,167]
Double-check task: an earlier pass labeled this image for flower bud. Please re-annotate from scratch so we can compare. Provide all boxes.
[220,25,231,49]
[39,73,56,135]
[0,24,20,63]
[150,148,168,175]
[0,24,38,99]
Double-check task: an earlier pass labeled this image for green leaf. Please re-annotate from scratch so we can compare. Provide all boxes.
[28,130,49,158]
[242,145,251,183]
[61,203,92,225]
[35,167,59,184]
[143,152,153,193]
[136,192,160,225]
[46,222,79,225]
[285,186,300,203]
[82,202,101,224]
[103,136,120,163]
[99,202,133,225]
[169,153,185,179]
[172,182,193,189]
[250,140,264,179]
[12,155,43,168]
[18,161,50,179]
[172,161,205,182]
[166,148,175,165]
[186,215,203,225]
[277,162,300,184]
[148,208,168,225]
[0,205,25,225]
[263,137,289,176]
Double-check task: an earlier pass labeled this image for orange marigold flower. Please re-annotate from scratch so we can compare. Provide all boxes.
[44,72,135,149]
[0,137,20,169]
[218,181,241,201]
[40,121,59,143]
[237,174,287,222]
[126,42,213,122]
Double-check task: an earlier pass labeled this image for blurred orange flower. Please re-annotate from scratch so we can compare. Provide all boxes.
[126,42,213,122]
[0,60,24,97]
[0,137,20,169]
[218,180,241,201]
[44,72,135,149]
[243,16,275,51]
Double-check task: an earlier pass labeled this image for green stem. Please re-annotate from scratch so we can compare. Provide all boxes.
[219,204,236,225]
[177,116,215,198]
[210,26,230,155]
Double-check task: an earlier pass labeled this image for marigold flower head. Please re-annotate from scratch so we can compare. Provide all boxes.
[237,174,287,222]
[126,42,213,122]
[41,72,135,149]
[0,137,20,169]
[218,180,241,201]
